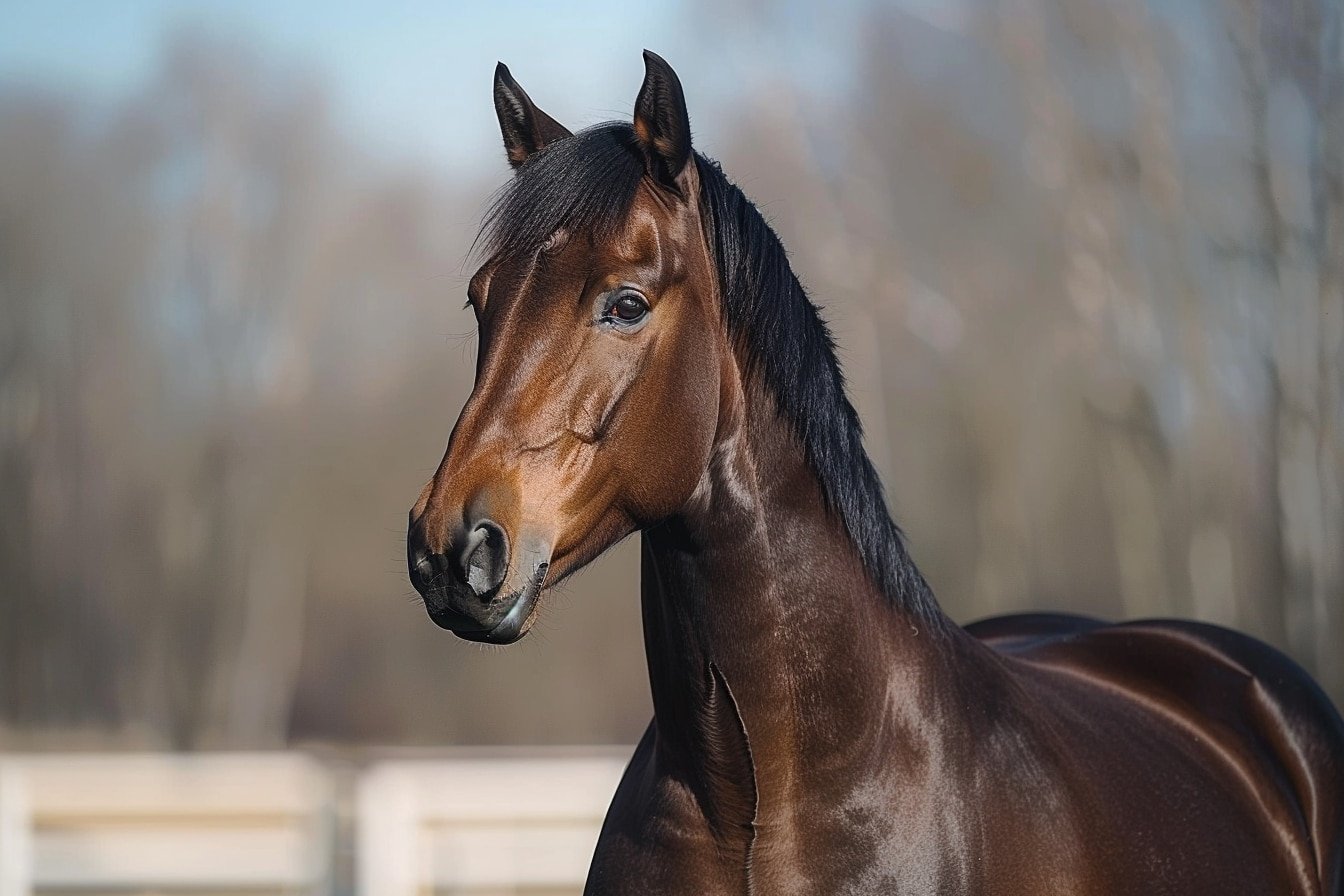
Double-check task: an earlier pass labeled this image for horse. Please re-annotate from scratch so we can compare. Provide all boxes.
[406,52,1344,894]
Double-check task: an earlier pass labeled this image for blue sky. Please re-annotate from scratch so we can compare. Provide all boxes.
[1,0,698,176]
[1,1,973,179]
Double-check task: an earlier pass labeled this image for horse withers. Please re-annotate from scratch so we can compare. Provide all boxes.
[407,52,1344,895]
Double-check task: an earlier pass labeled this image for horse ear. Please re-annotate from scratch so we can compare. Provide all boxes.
[493,62,572,169]
[633,50,694,197]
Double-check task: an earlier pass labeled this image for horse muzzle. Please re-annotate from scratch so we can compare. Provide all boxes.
[407,513,552,644]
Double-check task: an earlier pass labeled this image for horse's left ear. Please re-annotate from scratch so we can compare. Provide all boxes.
[494,62,572,169]
[633,50,694,198]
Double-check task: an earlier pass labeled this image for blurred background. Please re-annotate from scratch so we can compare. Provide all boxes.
[4,2,1340,891]
[2,0,1340,754]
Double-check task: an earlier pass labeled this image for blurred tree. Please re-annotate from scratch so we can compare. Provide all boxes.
[0,31,472,747]
[699,0,1343,700]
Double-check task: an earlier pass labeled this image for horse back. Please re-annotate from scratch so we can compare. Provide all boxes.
[968,612,1344,894]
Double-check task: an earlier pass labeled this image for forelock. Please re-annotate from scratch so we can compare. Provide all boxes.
[479,122,647,261]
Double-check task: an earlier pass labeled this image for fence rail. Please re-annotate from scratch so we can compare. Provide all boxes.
[0,751,629,896]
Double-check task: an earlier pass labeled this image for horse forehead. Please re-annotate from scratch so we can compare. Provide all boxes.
[602,205,662,266]
[606,188,697,268]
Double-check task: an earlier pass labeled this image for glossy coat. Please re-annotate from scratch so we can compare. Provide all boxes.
[408,52,1344,895]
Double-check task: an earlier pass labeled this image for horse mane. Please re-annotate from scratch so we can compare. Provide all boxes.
[481,122,942,623]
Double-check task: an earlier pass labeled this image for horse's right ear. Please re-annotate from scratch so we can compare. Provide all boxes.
[493,63,571,169]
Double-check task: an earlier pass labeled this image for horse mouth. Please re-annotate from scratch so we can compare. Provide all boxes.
[431,561,548,644]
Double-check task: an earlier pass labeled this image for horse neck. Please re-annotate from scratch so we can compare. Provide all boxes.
[639,369,978,829]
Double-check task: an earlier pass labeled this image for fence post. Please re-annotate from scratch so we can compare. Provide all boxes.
[0,762,32,896]
[356,765,419,896]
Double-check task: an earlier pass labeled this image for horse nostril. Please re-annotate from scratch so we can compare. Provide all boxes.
[413,549,435,580]
[408,528,435,589]
[409,541,447,591]
[461,519,509,598]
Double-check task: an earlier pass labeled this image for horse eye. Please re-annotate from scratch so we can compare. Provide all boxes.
[541,229,568,254]
[607,293,649,325]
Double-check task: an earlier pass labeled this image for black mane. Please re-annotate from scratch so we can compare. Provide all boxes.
[482,123,941,622]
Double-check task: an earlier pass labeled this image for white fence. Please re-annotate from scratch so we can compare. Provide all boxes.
[0,751,629,896]
[0,753,334,896]
[358,756,627,896]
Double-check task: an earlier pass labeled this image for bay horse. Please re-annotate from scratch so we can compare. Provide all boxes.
[407,52,1344,894]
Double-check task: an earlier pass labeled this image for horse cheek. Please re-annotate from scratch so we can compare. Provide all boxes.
[624,345,718,524]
